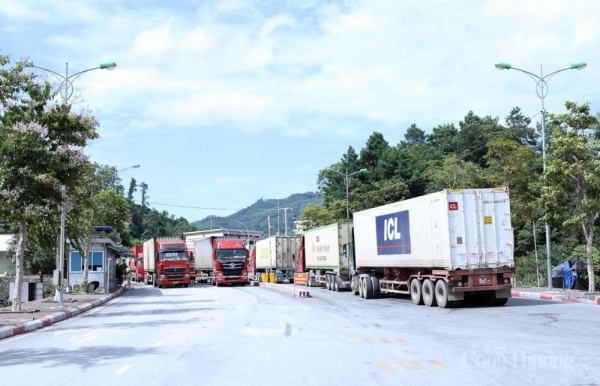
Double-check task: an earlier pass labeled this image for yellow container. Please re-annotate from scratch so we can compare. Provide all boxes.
[269,272,276,283]
[262,273,268,283]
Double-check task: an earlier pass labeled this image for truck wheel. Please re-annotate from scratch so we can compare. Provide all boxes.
[363,276,373,299]
[351,276,359,295]
[410,279,424,305]
[216,282,221,287]
[435,280,452,309]
[371,276,380,299]
[334,277,340,292]
[358,277,365,298]
[422,279,437,307]
[494,298,508,306]
[184,284,189,288]
[326,274,331,290]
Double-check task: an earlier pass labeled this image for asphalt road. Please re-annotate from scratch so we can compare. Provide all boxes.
[1,282,599,386]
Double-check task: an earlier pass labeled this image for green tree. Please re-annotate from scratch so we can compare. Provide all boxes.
[0,55,98,311]
[543,102,600,292]
[299,203,333,230]
[127,177,137,202]
[140,182,149,207]
[426,155,487,192]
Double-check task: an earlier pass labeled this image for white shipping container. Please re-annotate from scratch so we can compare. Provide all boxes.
[194,238,214,270]
[143,238,156,272]
[353,188,514,270]
[255,237,301,270]
[304,223,352,269]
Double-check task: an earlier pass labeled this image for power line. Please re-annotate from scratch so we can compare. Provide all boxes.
[133,200,242,211]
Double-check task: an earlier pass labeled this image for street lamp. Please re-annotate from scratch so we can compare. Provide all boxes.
[141,229,152,242]
[327,167,368,219]
[114,164,141,191]
[26,60,117,105]
[25,60,117,307]
[234,220,250,241]
[495,61,586,290]
[532,218,542,288]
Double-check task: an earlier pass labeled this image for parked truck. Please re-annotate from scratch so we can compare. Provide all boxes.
[194,237,249,286]
[298,188,515,308]
[129,245,144,282]
[253,236,301,283]
[143,237,191,288]
[300,223,353,290]
[186,246,197,282]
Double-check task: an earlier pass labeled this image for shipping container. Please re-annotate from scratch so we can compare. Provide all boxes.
[254,236,301,282]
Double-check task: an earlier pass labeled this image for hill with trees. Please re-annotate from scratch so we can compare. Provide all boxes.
[192,192,322,236]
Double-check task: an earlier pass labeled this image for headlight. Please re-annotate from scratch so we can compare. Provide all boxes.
[159,275,166,279]
[184,274,190,278]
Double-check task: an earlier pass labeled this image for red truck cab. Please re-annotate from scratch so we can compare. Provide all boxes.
[155,239,191,288]
[212,238,249,286]
[129,245,144,282]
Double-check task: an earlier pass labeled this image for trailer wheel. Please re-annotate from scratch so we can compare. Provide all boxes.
[410,279,424,305]
[358,277,365,298]
[184,284,189,288]
[326,274,331,290]
[334,277,340,292]
[363,276,374,299]
[493,298,508,306]
[351,277,358,295]
[422,279,436,307]
[371,276,380,299]
[434,280,452,309]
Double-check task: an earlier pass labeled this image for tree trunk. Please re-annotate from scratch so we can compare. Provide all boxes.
[587,235,596,293]
[12,219,27,311]
[83,252,89,284]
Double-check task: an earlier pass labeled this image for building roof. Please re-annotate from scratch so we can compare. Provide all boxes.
[184,228,263,240]
[0,234,13,252]
[107,244,132,257]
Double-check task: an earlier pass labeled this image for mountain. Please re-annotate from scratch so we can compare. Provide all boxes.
[191,192,323,237]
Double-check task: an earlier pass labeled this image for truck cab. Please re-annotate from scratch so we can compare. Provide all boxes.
[212,237,249,286]
[155,240,191,288]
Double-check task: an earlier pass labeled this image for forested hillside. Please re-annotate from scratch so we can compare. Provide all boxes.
[300,104,600,289]
[192,192,322,236]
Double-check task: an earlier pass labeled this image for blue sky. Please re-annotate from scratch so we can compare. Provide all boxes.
[1,0,599,223]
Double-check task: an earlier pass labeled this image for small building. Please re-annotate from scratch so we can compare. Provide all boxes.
[0,234,13,276]
[67,227,131,291]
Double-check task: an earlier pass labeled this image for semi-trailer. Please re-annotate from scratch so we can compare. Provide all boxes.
[298,188,515,308]
[253,236,301,283]
[194,236,250,286]
[143,237,191,288]
[299,223,353,290]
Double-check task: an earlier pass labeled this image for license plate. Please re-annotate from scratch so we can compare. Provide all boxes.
[173,281,179,285]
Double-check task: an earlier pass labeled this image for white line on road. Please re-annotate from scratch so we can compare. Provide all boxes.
[153,341,163,347]
[115,365,133,374]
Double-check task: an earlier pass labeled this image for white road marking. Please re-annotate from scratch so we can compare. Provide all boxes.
[114,365,133,374]
[153,341,163,347]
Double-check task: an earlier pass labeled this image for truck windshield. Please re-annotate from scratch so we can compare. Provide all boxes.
[217,249,247,259]
[160,251,188,261]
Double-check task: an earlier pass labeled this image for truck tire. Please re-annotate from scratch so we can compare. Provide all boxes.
[434,280,452,309]
[494,297,508,306]
[410,279,424,305]
[216,281,221,287]
[422,279,436,307]
[326,274,331,290]
[351,276,359,295]
[363,276,373,299]
[184,284,189,288]
[334,277,340,292]
[371,276,380,299]
[358,278,365,298]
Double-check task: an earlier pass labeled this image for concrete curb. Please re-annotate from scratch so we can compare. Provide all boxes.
[0,287,125,341]
[511,290,600,305]
[250,281,311,298]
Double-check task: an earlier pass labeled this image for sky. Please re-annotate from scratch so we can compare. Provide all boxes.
[1,0,599,223]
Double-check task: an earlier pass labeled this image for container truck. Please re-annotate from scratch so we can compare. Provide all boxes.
[254,236,301,283]
[298,188,515,308]
[299,223,353,291]
[194,237,249,286]
[143,237,191,288]
[186,246,197,282]
[129,245,144,282]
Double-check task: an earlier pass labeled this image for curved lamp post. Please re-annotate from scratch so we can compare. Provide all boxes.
[327,167,368,219]
[26,60,117,105]
[114,164,140,191]
[234,220,250,241]
[495,61,586,290]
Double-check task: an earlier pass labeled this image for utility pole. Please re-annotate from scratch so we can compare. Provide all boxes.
[58,186,66,307]
[281,208,292,236]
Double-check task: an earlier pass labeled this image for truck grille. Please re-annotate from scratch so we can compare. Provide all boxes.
[166,274,185,280]
[164,267,186,273]
[219,261,244,276]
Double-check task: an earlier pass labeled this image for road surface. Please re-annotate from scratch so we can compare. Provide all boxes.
[1,282,599,385]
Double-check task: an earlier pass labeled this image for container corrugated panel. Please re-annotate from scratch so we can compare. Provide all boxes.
[353,188,514,270]
[143,238,156,272]
[194,238,214,270]
[255,237,301,270]
[304,223,353,269]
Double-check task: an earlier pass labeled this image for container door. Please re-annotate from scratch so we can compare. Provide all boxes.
[479,189,513,268]
[449,191,484,269]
